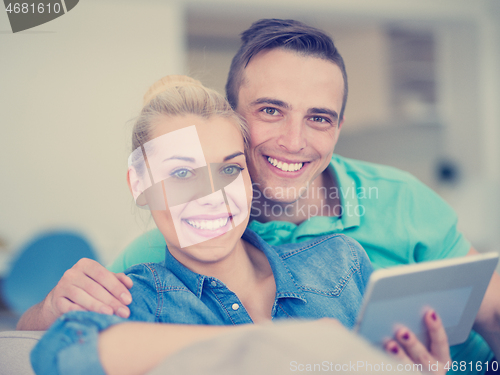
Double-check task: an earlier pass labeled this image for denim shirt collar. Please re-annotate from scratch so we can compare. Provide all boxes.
[163,228,306,302]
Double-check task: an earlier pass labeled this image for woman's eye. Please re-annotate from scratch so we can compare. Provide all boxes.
[221,165,242,176]
[171,168,193,179]
[263,107,279,116]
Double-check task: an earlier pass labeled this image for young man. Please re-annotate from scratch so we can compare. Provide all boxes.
[19,18,500,371]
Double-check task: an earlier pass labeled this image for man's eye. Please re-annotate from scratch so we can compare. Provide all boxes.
[221,165,242,176]
[263,107,279,116]
[171,168,193,179]
[311,116,328,123]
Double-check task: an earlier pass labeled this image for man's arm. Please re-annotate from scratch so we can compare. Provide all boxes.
[469,247,500,358]
[17,258,133,330]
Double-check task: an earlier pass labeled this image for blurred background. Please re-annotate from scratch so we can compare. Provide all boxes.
[1,0,499,328]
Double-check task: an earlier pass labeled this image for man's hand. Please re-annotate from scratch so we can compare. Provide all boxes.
[468,247,500,359]
[17,258,133,330]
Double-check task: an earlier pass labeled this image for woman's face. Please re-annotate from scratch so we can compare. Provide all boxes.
[128,114,252,268]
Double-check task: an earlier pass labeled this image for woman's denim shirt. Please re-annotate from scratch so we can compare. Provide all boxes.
[31,229,372,375]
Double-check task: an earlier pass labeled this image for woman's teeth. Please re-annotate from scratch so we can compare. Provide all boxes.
[186,217,229,230]
[267,157,304,172]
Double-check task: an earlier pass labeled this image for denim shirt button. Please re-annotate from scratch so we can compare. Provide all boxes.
[231,303,239,311]
[210,281,217,287]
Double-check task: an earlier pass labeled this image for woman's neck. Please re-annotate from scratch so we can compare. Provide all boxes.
[167,238,270,290]
[169,238,276,322]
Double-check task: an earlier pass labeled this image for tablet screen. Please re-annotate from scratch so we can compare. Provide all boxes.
[355,252,498,347]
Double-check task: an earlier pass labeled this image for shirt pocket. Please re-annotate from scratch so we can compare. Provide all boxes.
[283,235,361,297]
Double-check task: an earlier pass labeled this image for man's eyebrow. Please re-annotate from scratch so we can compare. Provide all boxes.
[250,98,290,109]
[223,151,245,162]
[163,156,196,163]
[307,107,339,120]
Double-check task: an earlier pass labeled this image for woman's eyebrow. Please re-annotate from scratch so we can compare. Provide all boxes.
[163,155,196,163]
[223,151,244,162]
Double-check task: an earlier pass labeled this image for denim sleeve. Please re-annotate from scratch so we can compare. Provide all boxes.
[30,263,161,375]
[30,311,127,375]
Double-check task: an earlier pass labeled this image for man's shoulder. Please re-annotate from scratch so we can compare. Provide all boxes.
[331,154,418,185]
[108,230,166,272]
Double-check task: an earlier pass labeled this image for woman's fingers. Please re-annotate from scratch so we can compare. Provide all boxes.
[384,340,413,364]
[385,310,450,375]
[395,327,434,365]
[424,310,450,362]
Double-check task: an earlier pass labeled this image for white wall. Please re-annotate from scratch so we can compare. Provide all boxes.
[1,0,498,266]
[0,0,185,265]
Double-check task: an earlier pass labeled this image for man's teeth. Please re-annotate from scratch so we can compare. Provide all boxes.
[186,217,229,230]
[267,157,304,172]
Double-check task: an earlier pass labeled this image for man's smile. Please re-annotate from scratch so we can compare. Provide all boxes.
[267,156,305,172]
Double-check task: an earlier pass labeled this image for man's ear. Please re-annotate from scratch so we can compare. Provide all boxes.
[338,116,345,131]
[332,116,344,146]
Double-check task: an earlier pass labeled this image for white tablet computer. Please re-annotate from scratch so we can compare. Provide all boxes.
[354,252,499,347]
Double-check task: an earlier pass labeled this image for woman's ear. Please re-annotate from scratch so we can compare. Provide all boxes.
[126,168,135,195]
[127,167,148,207]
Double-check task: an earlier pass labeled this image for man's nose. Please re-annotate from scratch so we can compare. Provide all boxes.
[277,117,306,153]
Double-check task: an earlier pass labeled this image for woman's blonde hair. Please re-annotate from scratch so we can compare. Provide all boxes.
[132,75,249,151]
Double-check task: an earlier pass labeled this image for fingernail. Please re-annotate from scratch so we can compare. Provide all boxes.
[121,293,132,304]
[431,312,437,321]
[117,307,129,318]
[391,346,399,354]
[100,306,113,315]
[402,332,410,341]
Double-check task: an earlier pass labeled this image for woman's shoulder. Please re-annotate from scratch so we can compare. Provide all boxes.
[278,234,368,265]
[124,262,188,290]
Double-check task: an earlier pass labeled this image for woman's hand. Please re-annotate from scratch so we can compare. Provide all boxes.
[384,310,451,375]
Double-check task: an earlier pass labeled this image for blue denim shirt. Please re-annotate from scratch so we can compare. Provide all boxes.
[31,229,372,375]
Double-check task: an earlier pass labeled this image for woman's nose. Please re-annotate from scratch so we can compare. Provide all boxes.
[195,190,226,207]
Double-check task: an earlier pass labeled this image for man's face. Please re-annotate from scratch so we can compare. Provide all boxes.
[236,48,344,204]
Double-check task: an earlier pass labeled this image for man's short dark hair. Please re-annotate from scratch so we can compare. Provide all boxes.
[226,18,348,120]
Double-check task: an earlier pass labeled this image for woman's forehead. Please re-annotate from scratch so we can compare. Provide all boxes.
[145,125,206,165]
[149,115,244,161]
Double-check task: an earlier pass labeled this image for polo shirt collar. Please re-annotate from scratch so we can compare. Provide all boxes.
[249,156,360,243]
[329,155,361,230]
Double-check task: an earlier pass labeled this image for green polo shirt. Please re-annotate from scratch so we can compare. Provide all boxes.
[108,154,491,373]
